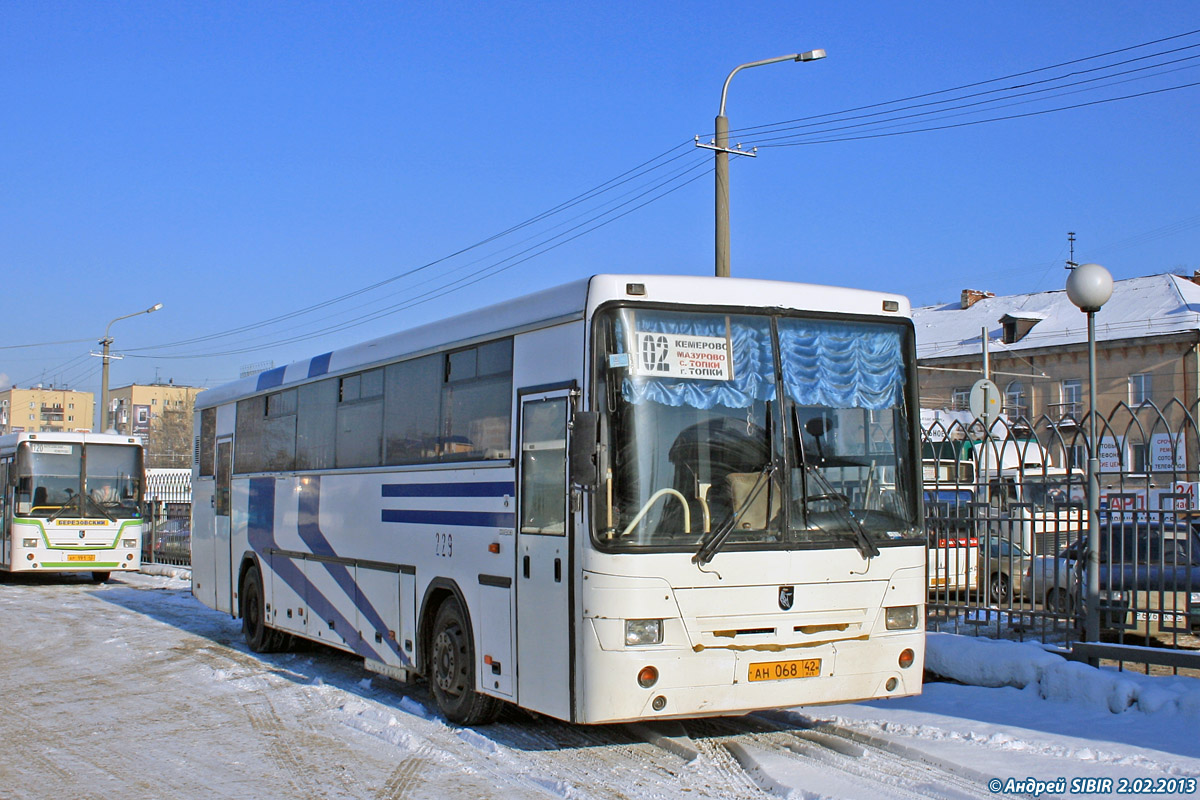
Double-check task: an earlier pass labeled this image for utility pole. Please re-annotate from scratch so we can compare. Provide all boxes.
[698,50,825,277]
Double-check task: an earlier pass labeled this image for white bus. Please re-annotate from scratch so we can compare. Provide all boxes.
[0,431,145,582]
[191,274,925,725]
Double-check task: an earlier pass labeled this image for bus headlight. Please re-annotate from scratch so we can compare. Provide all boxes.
[122,539,138,548]
[885,606,918,630]
[22,538,38,548]
[625,619,663,646]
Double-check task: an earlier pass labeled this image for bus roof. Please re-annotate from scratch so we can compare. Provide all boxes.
[197,273,912,410]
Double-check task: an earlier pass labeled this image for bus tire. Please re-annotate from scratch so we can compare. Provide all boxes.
[241,566,286,653]
[429,597,502,726]
[91,571,111,583]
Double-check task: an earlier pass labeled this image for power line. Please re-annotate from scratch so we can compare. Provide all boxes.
[756,81,1200,148]
[125,141,699,354]
[0,337,95,351]
[722,28,1200,137]
[129,159,714,359]
[79,28,1200,364]
[739,49,1200,146]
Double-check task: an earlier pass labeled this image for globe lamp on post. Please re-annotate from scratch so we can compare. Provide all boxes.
[1065,263,1112,652]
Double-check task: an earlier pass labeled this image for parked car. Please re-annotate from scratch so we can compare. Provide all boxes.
[152,518,191,563]
[1024,521,1200,635]
[978,534,1031,604]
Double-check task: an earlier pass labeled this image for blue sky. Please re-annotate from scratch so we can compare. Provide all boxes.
[2,1,1198,400]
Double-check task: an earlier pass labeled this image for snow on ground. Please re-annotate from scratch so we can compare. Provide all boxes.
[1,571,1197,800]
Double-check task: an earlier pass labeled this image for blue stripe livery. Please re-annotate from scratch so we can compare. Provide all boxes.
[256,366,287,392]
[381,481,516,528]
[381,509,516,528]
[247,477,410,666]
[381,481,514,498]
[308,352,332,378]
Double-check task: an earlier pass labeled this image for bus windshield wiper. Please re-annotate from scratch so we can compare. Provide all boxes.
[799,462,879,559]
[693,464,774,567]
[48,493,83,522]
[49,491,115,523]
[790,405,878,559]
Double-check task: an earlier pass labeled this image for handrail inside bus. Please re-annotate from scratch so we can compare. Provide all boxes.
[619,488,691,539]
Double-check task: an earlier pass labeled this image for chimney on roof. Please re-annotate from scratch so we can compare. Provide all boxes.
[1191,270,1200,286]
[961,289,993,309]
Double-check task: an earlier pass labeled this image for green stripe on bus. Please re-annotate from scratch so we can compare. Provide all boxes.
[12,518,142,550]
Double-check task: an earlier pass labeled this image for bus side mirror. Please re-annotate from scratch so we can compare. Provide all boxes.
[569,411,600,490]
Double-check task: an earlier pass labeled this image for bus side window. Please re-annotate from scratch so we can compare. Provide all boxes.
[199,408,216,477]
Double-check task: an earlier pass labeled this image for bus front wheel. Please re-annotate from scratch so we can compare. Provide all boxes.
[91,572,111,583]
[241,566,287,653]
[429,597,502,726]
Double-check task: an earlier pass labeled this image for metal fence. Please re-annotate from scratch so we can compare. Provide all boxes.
[143,468,191,568]
[922,400,1200,673]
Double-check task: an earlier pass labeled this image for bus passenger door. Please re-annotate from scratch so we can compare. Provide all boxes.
[214,437,234,614]
[515,390,572,720]
[1,460,10,567]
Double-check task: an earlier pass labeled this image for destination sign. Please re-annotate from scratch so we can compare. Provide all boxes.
[631,332,733,381]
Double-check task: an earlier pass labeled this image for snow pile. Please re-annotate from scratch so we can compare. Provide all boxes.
[927,632,1200,717]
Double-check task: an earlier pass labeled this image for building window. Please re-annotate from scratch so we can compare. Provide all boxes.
[1129,373,1152,405]
[950,387,970,411]
[68,403,74,409]
[1060,379,1081,420]
[1002,320,1017,344]
[1004,381,1028,421]
[1130,441,1149,474]
[1065,443,1087,471]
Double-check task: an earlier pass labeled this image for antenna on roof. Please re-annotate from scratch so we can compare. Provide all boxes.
[1065,231,1078,270]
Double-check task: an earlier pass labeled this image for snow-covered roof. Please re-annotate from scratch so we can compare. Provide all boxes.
[913,273,1200,361]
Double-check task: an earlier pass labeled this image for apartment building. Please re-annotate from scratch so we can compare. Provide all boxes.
[108,382,205,468]
[0,386,95,434]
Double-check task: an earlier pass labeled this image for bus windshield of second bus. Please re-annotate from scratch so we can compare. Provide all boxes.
[15,440,143,519]
[593,307,921,554]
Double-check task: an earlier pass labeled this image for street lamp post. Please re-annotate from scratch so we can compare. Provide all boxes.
[99,303,163,433]
[1065,263,1113,650]
[706,50,825,278]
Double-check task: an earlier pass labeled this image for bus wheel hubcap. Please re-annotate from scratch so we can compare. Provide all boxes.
[434,630,460,693]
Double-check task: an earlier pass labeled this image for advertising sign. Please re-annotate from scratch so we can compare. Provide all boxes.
[1151,432,1186,472]
[133,404,151,435]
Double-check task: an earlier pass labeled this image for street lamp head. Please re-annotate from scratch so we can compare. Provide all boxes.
[797,49,826,62]
[148,302,164,313]
[1066,262,1113,312]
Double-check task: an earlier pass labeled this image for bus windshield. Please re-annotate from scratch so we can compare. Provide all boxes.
[593,307,921,553]
[15,441,143,519]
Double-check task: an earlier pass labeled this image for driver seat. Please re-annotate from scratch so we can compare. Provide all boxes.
[726,472,780,530]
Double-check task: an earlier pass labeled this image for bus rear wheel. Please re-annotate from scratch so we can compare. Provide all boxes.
[429,597,502,726]
[241,566,288,653]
